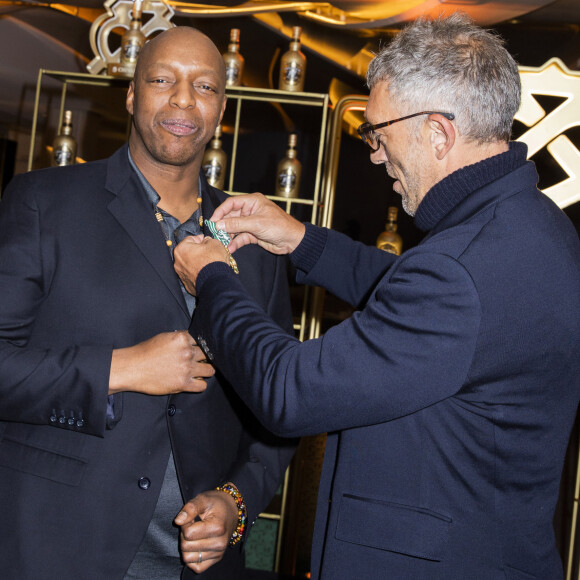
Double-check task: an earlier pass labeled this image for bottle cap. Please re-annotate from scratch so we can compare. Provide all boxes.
[288,133,297,148]
[230,28,240,43]
[133,0,143,19]
[292,26,301,41]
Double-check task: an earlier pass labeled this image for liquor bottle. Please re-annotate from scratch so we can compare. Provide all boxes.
[52,110,77,167]
[119,0,145,77]
[223,28,244,87]
[202,125,227,190]
[376,206,403,255]
[278,26,306,92]
[275,133,301,198]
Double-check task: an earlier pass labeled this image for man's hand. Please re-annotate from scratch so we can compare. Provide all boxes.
[210,193,306,254]
[174,490,239,574]
[173,236,232,296]
[109,330,215,395]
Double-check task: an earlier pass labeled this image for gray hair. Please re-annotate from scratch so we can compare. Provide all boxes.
[366,13,521,143]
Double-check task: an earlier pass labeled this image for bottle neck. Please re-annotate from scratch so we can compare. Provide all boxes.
[289,41,301,52]
[228,42,239,53]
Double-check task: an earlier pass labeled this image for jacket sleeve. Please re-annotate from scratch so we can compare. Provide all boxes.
[0,174,111,436]
[191,247,481,439]
[212,251,297,526]
[291,223,399,308]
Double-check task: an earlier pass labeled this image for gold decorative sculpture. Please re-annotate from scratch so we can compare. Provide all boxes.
[87,0,174,77]
[515,58,580,209]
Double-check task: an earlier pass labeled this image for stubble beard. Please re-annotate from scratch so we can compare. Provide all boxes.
[401,195,416,217]
[385,162,416,217]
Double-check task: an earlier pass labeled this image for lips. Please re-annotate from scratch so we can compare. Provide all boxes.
[160,118,198,136]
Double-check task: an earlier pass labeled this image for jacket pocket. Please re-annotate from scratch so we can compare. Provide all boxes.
[335,493,451,561]
[0,429,87,486]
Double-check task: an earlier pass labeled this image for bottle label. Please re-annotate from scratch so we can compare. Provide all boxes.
[377,241,399,255]
[225,63,240,85]
[54,145,73,166]
[283,63,303,86]
[278,168,296,192]
[122,40,141,63]
[203,160,223,185]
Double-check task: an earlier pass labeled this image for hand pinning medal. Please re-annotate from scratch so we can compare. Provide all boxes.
[205,220,239,274]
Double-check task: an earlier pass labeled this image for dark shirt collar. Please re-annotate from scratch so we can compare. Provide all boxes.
[414,141,528,232]
[127,149,203,241]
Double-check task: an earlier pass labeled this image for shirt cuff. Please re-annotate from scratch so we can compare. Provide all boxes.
[289,223,328,274]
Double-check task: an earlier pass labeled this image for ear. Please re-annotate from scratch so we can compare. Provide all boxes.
[126,81,135,116]
[428,113,455,160]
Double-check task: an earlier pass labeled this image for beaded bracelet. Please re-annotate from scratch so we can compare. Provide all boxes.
[216,482,247,546]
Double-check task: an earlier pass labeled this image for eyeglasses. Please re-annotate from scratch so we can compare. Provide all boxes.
[357,111,455,152]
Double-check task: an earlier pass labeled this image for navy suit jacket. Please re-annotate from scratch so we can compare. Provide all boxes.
[0,145,295,579]
[192,159,580,579]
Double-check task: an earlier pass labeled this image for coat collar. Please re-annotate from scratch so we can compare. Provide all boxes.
[415,141,530,233]
[104,145,189,317]
[424,161,539,242]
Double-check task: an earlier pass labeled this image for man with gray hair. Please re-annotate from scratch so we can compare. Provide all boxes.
[174,13,580,580]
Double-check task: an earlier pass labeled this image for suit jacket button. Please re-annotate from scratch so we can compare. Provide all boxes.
[58,416,66,424]
[168,404,176,417]
[76,419,84,428]
[138,477,151,490]
[67,417,75,426]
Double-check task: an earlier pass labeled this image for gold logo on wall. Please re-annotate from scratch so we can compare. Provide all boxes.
[87,0,174,77]
[516,58,580,209]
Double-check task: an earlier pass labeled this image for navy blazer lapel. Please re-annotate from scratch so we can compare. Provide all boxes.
[104,146,189,317]
[198,172,224,236]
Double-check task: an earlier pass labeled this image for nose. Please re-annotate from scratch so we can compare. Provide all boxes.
[169,80,196,109]
[370,145,387,165]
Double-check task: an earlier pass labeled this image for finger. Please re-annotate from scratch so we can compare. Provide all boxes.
[175,501,201,526]
[227,231,259,252]
[191,346,208,362]
[215,215,256,235]
[181,524,229,546]
[182,234,204,245]
[191,361,215,379]
[184,377,209,392]
[201,236,224,249]
[185,553,224,574]
[210,193,263,222]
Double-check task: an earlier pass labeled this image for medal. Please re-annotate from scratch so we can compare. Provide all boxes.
[205,220,239,274]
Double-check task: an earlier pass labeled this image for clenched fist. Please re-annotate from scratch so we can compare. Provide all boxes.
[109,330,215,395]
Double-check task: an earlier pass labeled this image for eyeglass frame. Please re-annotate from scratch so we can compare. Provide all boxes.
[357,111,455,152]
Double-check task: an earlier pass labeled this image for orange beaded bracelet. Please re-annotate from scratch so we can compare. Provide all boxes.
[216,482,247,546]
